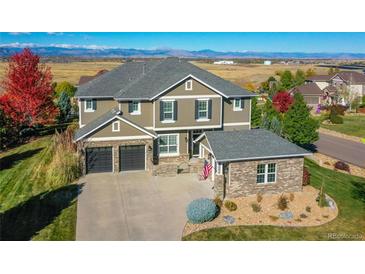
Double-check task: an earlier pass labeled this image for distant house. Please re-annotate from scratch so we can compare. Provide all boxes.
[213,60,234,65]
[304,71,365,105]
[290,82,328,107]
[264,60,271,65]
[78,69,109,86]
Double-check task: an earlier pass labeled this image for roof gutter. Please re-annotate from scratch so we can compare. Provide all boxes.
[215,152,313,163]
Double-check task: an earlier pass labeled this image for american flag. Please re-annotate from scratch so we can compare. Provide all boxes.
[201,161,213,180]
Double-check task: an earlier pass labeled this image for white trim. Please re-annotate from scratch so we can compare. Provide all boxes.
[256,163,277,184]
[158,133,180,157]
[150,74,229,100]
[145,144,147,171]
[78,99,82,127]
[216,153,312,163]
[152,101,156,129]
[193,132,206,143]
[86,135,152,142]
[161,95,221,99]
[216,163,223,175]
[80,124,85,128]
[185,79,193,91]
[212,157,215,182]
[223,122,250,126]
[84,99,95,112]
[161,120,176,124]
[112,121,120,132]
[233,98,243,111]
[154,125,221,131]
[196,118,210,122]
[74,114,157,142]
[200,143,213,155]
[220,96,223,127]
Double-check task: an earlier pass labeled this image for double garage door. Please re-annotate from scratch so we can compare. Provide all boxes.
[86,145,145,174]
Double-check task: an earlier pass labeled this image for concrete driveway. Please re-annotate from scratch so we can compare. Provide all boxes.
[76,172,214,240]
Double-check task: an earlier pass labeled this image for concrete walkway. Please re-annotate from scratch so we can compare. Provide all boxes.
[314,133,365,168]
[76,172,214,241]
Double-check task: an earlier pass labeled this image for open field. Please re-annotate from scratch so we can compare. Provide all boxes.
[0,60,329,88]
[184,159,365,240]
[0,61,121,85]
[192,61,329,88]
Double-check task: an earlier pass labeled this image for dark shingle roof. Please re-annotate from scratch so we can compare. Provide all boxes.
[204,129,311,162]
[307,75,333,82]
[291,82,323,96]
[74,108,121,141]
[75,58,253,99]
[78,70,109,86]
[335,71,365,84]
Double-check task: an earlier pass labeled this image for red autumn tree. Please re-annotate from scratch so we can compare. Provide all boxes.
[272,91,294,113]
[0,48,58,127]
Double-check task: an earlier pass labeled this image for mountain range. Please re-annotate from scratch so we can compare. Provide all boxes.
[1,44,365,59]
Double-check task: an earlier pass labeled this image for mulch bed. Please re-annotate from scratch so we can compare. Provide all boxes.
[183,186,338,237]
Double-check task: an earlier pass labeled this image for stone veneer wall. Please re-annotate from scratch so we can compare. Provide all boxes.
[226,157,304,198]
[79,139,153,175]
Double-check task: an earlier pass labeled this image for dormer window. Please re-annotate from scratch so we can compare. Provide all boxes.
[129,101,141,115]
[185,79,193,91]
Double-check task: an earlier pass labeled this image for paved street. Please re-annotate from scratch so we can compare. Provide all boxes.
[314,133,365,168]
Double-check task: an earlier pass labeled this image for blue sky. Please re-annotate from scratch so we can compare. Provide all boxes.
[1,32,365,53]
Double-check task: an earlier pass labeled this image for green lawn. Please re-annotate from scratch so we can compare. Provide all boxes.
[320,115,365,138]
[183,159,365,240]
[0,137,78,240]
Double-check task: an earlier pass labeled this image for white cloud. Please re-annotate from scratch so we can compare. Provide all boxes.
[8,32,31,35]
[0,42,39,48]
[47,32,64,36]
[0,42,120,50]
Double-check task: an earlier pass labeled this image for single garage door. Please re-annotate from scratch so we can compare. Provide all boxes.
[120,145,145,171]
[86,147,113,174]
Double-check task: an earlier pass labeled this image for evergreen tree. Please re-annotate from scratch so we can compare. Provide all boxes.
[294,69,306,86]
[57,91,71,123]
[282,93,319,146]
[280,70,294,89]
[250,97,262,128]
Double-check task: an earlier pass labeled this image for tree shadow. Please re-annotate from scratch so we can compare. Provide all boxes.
[302,143,318,153]
[351,180,365,204]
[0,148,44,170]
[0,184,83,240]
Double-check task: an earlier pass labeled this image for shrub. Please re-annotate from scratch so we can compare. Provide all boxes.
[251,202,262,213]
[213,196,223,208]
[289,193,295,202]
[303,167,311,186]
[305,206,311,213]
[256,193,263,203]
[300,213,308,218]
[330,113,343,124]
[334,161,350,172]
[186,198,218,224]
[317,182,329,208]
[329,104,347,116]
[224,200,237,212]
[295,218,302,222]
[277,194,289,211]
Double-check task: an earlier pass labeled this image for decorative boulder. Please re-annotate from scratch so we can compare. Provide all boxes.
[186,198,218,224]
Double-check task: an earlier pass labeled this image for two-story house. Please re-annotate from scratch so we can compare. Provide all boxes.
[74,58,310,198]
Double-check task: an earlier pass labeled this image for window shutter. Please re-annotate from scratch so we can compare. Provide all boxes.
[160,101,164,121]
[241,99,245,108]
[195,100,198,120]
[208,99,212,119]
[92,99,97,110]
[173,101,178,121]
[128,101,133,113]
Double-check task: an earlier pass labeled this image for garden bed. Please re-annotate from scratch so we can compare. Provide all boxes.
[183,186,338,237]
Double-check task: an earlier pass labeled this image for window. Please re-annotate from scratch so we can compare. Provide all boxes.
[129,101,141,115]
[162,101,174,121]
[257,163,276,184]
[85,99,95,112]
[233,98,243,111]
[112,121,120,132]
[197,100,209,120]
[159,134,178,155]
[185,80,193,90]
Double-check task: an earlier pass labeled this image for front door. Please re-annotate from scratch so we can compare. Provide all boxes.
[190,130,203,157]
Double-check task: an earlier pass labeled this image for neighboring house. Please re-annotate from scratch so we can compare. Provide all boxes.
[74,58,310,198]
[289,82,334,107]
[306,71,365,105]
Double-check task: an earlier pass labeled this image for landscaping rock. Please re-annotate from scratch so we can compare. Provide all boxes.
[223,215,235,224]
[327,198,336,210]
[279,211,293,220]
